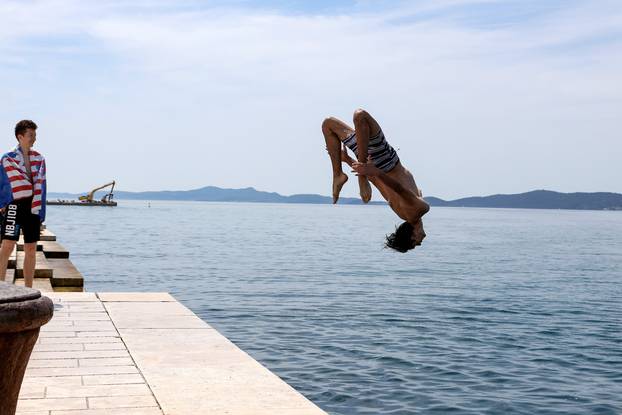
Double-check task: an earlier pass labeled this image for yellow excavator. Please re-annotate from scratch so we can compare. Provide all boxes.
[78,181,116,205]
[47,181,118,206]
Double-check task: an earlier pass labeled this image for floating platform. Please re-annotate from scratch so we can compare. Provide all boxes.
[47,200,117,206]
[16,292,327,415]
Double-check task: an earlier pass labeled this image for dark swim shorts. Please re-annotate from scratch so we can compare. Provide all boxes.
[1,198,41,243]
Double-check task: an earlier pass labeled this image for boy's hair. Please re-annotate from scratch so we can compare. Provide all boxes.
[385,221,415,253]
[15,120,38,138]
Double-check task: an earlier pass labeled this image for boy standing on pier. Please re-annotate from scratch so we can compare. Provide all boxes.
[0,120,47,288]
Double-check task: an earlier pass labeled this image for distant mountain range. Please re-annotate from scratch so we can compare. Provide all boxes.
[47,186,384,205]
[424,190,622,210]
[47,187,622,210]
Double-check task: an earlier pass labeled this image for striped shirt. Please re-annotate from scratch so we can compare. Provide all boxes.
[343,129,400,173]
[0,147,47,221]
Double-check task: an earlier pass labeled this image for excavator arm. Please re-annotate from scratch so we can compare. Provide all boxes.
[79,181,116,202]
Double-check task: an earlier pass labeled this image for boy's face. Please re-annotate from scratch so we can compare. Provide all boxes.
[411,220,426,247]
[17,128,37,148]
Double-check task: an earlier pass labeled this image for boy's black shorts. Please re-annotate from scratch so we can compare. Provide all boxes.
[1,198,41,243]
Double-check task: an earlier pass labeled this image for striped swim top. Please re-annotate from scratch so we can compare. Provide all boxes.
[343,129,400,173]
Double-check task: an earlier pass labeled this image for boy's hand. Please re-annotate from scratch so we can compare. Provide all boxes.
[351,156,381,177]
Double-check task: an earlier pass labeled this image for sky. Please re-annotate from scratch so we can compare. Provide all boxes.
[0,0,620,200]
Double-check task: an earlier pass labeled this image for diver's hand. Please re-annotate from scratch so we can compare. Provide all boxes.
[351,156,381,177]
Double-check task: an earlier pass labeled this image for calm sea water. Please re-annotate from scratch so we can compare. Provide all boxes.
[47,201,622,414]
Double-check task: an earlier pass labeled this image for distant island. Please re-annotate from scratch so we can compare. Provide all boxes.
[47,187,622,211]
[424,190,622,210]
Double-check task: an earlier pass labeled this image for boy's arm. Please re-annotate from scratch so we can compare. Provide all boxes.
[351,158,414,196]
[0,156,13,210]
[39,158,46,222]
[341,144,355,167]
[351,158,429,217]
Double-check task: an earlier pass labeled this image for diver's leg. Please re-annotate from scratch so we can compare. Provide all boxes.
[322,117,354,203]
[352,109,381,203]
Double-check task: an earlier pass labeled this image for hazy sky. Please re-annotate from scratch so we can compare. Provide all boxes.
[1,0,620,199]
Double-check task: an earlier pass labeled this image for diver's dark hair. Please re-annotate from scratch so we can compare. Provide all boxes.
[15,120,37,139]
[385,221,415,253]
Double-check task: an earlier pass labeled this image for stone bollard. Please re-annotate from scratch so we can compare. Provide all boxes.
[0,282,54,415]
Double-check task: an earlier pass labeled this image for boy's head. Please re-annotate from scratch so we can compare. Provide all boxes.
[15,120,37,148]
[385,220,426,253]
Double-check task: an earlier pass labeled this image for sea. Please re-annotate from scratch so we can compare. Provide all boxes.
[46,201,622,415]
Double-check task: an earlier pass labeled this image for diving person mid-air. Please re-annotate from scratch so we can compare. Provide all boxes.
[322,109,429,252]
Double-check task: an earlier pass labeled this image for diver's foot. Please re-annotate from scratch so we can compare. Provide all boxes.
[359,176,372,203]
[332,173,349,204]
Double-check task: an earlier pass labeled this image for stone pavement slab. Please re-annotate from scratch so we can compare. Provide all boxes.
[51,409,163,415]
[47,292,98,302]
[16,251,53,278]
[97,292,175,302]
[40,240,70,259]
[47,259,84,288]
[14,277,53,292]
[17,294,161,415]
[40,229,57,241]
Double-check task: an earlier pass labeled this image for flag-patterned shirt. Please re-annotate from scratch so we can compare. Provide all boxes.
[0,146,47,221]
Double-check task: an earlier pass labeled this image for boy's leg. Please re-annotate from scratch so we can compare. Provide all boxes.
[322,117,354,203]
[0,239,16,283]
[352,109,381,203]
[21,213,42,289]
[23,243,36,288]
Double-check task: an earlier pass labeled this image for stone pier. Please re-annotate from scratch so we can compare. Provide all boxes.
[16,292,327,415]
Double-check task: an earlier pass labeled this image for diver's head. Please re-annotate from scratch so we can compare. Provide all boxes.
[385,221,426,253]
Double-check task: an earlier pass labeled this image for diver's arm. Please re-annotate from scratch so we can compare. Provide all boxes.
[339,144,353,167]
[351,160,413,197]
[351,159,429,217]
